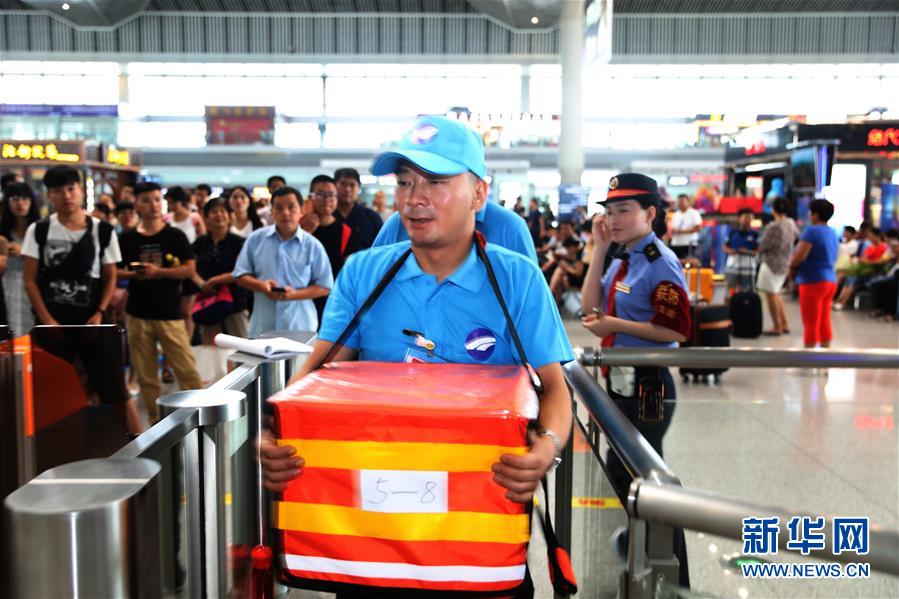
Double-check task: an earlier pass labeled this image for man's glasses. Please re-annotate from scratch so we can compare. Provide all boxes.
[314,192,338,200]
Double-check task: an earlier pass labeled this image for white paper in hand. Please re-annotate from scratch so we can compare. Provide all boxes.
[214,334,313,358]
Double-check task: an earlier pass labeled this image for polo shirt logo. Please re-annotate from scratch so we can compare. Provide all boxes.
[465,327,496,361]
[408,124,439,145]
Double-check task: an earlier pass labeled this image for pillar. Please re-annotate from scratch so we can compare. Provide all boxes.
[558,0,585,186]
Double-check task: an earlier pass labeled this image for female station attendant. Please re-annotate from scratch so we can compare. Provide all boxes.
[580,173,691,586]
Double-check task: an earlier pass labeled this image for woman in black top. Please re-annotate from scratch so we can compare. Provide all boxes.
[190,197,249,344]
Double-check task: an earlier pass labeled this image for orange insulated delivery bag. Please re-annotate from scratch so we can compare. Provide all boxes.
[269,361,538,596]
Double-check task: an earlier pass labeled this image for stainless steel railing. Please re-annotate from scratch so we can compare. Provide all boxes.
[559,349,899,599]
[577,346,899,370]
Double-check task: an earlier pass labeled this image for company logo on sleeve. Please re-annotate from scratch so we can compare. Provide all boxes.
[465,328,496,361]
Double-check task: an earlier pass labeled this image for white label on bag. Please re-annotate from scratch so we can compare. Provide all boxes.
[359,470,448,513]
[610,366,636,397]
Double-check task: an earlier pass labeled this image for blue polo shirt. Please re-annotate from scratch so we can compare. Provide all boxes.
[726,228,759,252]
[233,225,334,337]
[795,224,839,285]
[602,232,689,349]
[372,201,538,263]
[319,241,573,369]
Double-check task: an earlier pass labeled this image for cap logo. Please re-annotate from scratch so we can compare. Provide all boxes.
[408,124,439,145]
[609,177,619,190]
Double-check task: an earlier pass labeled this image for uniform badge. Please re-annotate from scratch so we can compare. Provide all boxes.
[609,177,619,190]
[465,327,496,361]
[614,281,632,294]
[643,243,660,262]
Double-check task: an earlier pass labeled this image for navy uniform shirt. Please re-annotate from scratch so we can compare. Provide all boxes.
[601,232,691,348]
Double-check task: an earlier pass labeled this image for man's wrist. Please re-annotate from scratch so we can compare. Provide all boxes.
[535,429,563,471]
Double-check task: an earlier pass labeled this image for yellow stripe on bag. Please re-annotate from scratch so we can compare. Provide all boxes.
[278,439,526,472]
[274,501,531,544]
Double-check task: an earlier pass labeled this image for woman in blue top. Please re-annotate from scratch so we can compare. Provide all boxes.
[580,173,692,588]
[788,199,839,348]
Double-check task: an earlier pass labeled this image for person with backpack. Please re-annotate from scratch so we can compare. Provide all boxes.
[22,166,120,326]
[21,166,142,433]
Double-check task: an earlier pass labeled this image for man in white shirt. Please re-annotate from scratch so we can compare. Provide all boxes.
[669,194,703,260]
[23,166,121,326]
[22,165,142,434]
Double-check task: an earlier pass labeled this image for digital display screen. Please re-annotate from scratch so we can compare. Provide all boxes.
[791,147,817,190]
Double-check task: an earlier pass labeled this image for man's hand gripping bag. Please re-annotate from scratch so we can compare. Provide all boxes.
[269,361,538,597]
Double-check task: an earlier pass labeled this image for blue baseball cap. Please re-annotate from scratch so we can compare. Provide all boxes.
[371,116,487,180]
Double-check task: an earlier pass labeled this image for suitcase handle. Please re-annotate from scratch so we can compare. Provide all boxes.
[699,320,732,331]
[684,262,709,306]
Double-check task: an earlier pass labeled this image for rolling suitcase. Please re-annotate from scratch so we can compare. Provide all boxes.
[729,263,763,339]
[730,290,763,338]
[681,264,731,384]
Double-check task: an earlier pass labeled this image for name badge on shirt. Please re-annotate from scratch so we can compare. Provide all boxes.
[614,281,632,294]
[404,347,447,364]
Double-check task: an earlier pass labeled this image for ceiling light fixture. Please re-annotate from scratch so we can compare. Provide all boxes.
[530,16,539,24]
[61,2,70,10]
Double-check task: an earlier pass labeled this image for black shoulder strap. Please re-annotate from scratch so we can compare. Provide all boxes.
[98,220,114,253]
[35,218,50,262]
[309,247,413,370]
[472,232,544,395]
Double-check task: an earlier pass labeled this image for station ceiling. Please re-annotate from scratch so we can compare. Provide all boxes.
[2,0,898,14]
[1,0,896,63]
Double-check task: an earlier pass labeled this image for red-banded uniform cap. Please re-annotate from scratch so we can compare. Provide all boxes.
[599,173,662,209]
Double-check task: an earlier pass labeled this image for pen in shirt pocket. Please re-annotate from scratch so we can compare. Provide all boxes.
[402,329,436,351]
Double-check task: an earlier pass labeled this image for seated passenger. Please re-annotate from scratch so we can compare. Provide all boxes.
[262,115,573,515]
[834,227,891,310]
[545,236,586,305]
[865,229,899,321]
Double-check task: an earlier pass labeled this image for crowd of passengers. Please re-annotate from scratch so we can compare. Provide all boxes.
[1,169,896,434]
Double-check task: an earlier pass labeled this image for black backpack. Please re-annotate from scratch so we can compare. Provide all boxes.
[34,217,114,268]
[34,217,115,313]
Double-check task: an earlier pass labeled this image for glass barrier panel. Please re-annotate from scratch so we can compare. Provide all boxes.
[29,325,131,472]
[566,399,632,599]
[225,381,255,596]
